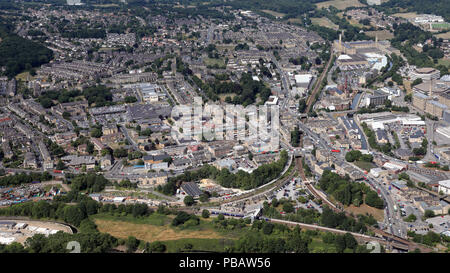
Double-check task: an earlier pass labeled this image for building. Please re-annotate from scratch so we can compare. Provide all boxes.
[334,35,380,55]
[439,180,450,195]
[138,173,168,187]
[412,92,429,111]
[336,54,369,69]
[439,92,450,108]
[294,74,313,95]
[375,129,389,144]
[365,90,388,107]
[410,67,440,81]
[413,80,449,97]
[426,100,448,118]
[0,77,16,97]
[180,182,203,198]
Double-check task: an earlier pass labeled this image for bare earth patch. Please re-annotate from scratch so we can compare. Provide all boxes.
[94,219,224,243]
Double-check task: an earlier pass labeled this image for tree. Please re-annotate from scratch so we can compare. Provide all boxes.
[113,148,128,158]
[262,222,274,235]
[199,193,209,203]
[202,209,210,218]
[424,210,435,219]
[344,233,357,250]
[147,241,166,253]
[90,128,102,138]
[283,202,294,213]
[56,160,65,171]
[125,236,139,253]
[335,235,346,253]
[183,196,195,206]
[124,96,137,103]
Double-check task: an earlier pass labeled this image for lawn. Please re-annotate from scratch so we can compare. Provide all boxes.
[354,161,375,172]
[311,17,339,30]
[15,71,34,81]
[261,10,286,18]
[204,57,226,68]
[316,0,365,10]
[404,80,412,94]
[438,58,450,67]
[309,237,338,253]
[92,213,244,245]
[287,18,303,25]
[393,12,418,20]
[345,204,384,222]
[436,31,450,39]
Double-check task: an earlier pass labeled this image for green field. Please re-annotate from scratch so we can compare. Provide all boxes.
[431,23,450,30]
[311,17,339,30]
[316,0,365,10]
[438,58,450,67]
[436,32,450,39]
[261,10,286,18]
[204,57,226,68]
[354,161,375,172]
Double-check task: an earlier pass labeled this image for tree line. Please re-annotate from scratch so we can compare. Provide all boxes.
[319,170,384,209]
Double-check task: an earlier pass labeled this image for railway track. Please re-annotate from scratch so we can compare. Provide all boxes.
[295,156,432,252]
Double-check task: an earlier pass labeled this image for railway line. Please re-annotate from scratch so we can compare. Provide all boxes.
[295,155,432,252]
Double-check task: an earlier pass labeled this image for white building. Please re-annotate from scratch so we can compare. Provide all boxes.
[439,180,450,195]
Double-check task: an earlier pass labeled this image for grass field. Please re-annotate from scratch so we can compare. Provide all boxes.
[316,0,365,10]
[354,161,375,172]
[261,10,286,18]
[436,31,450,39]
[204,57,226,68]
[404,80,412,94]
[287,18,303,25]
[15,71,34,81]
[366,30,394,40]
[345,204,384,222]
[92,213,243,246]
[309,237,338,253]
[438,58,450,67]
[393,12,418,20]
[311,17,339,30]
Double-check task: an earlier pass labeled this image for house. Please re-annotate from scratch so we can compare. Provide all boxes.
[138,172,168,187]
[77,144,88,155]
[143,153,170,164]
[100,154,113,169]
[102,124,119,135]
[91,138,106,151]
[375,129,389,144]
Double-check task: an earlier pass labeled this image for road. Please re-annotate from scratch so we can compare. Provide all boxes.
[119,125,139,151]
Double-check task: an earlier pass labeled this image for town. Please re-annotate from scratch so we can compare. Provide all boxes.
[0,0,449,255]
